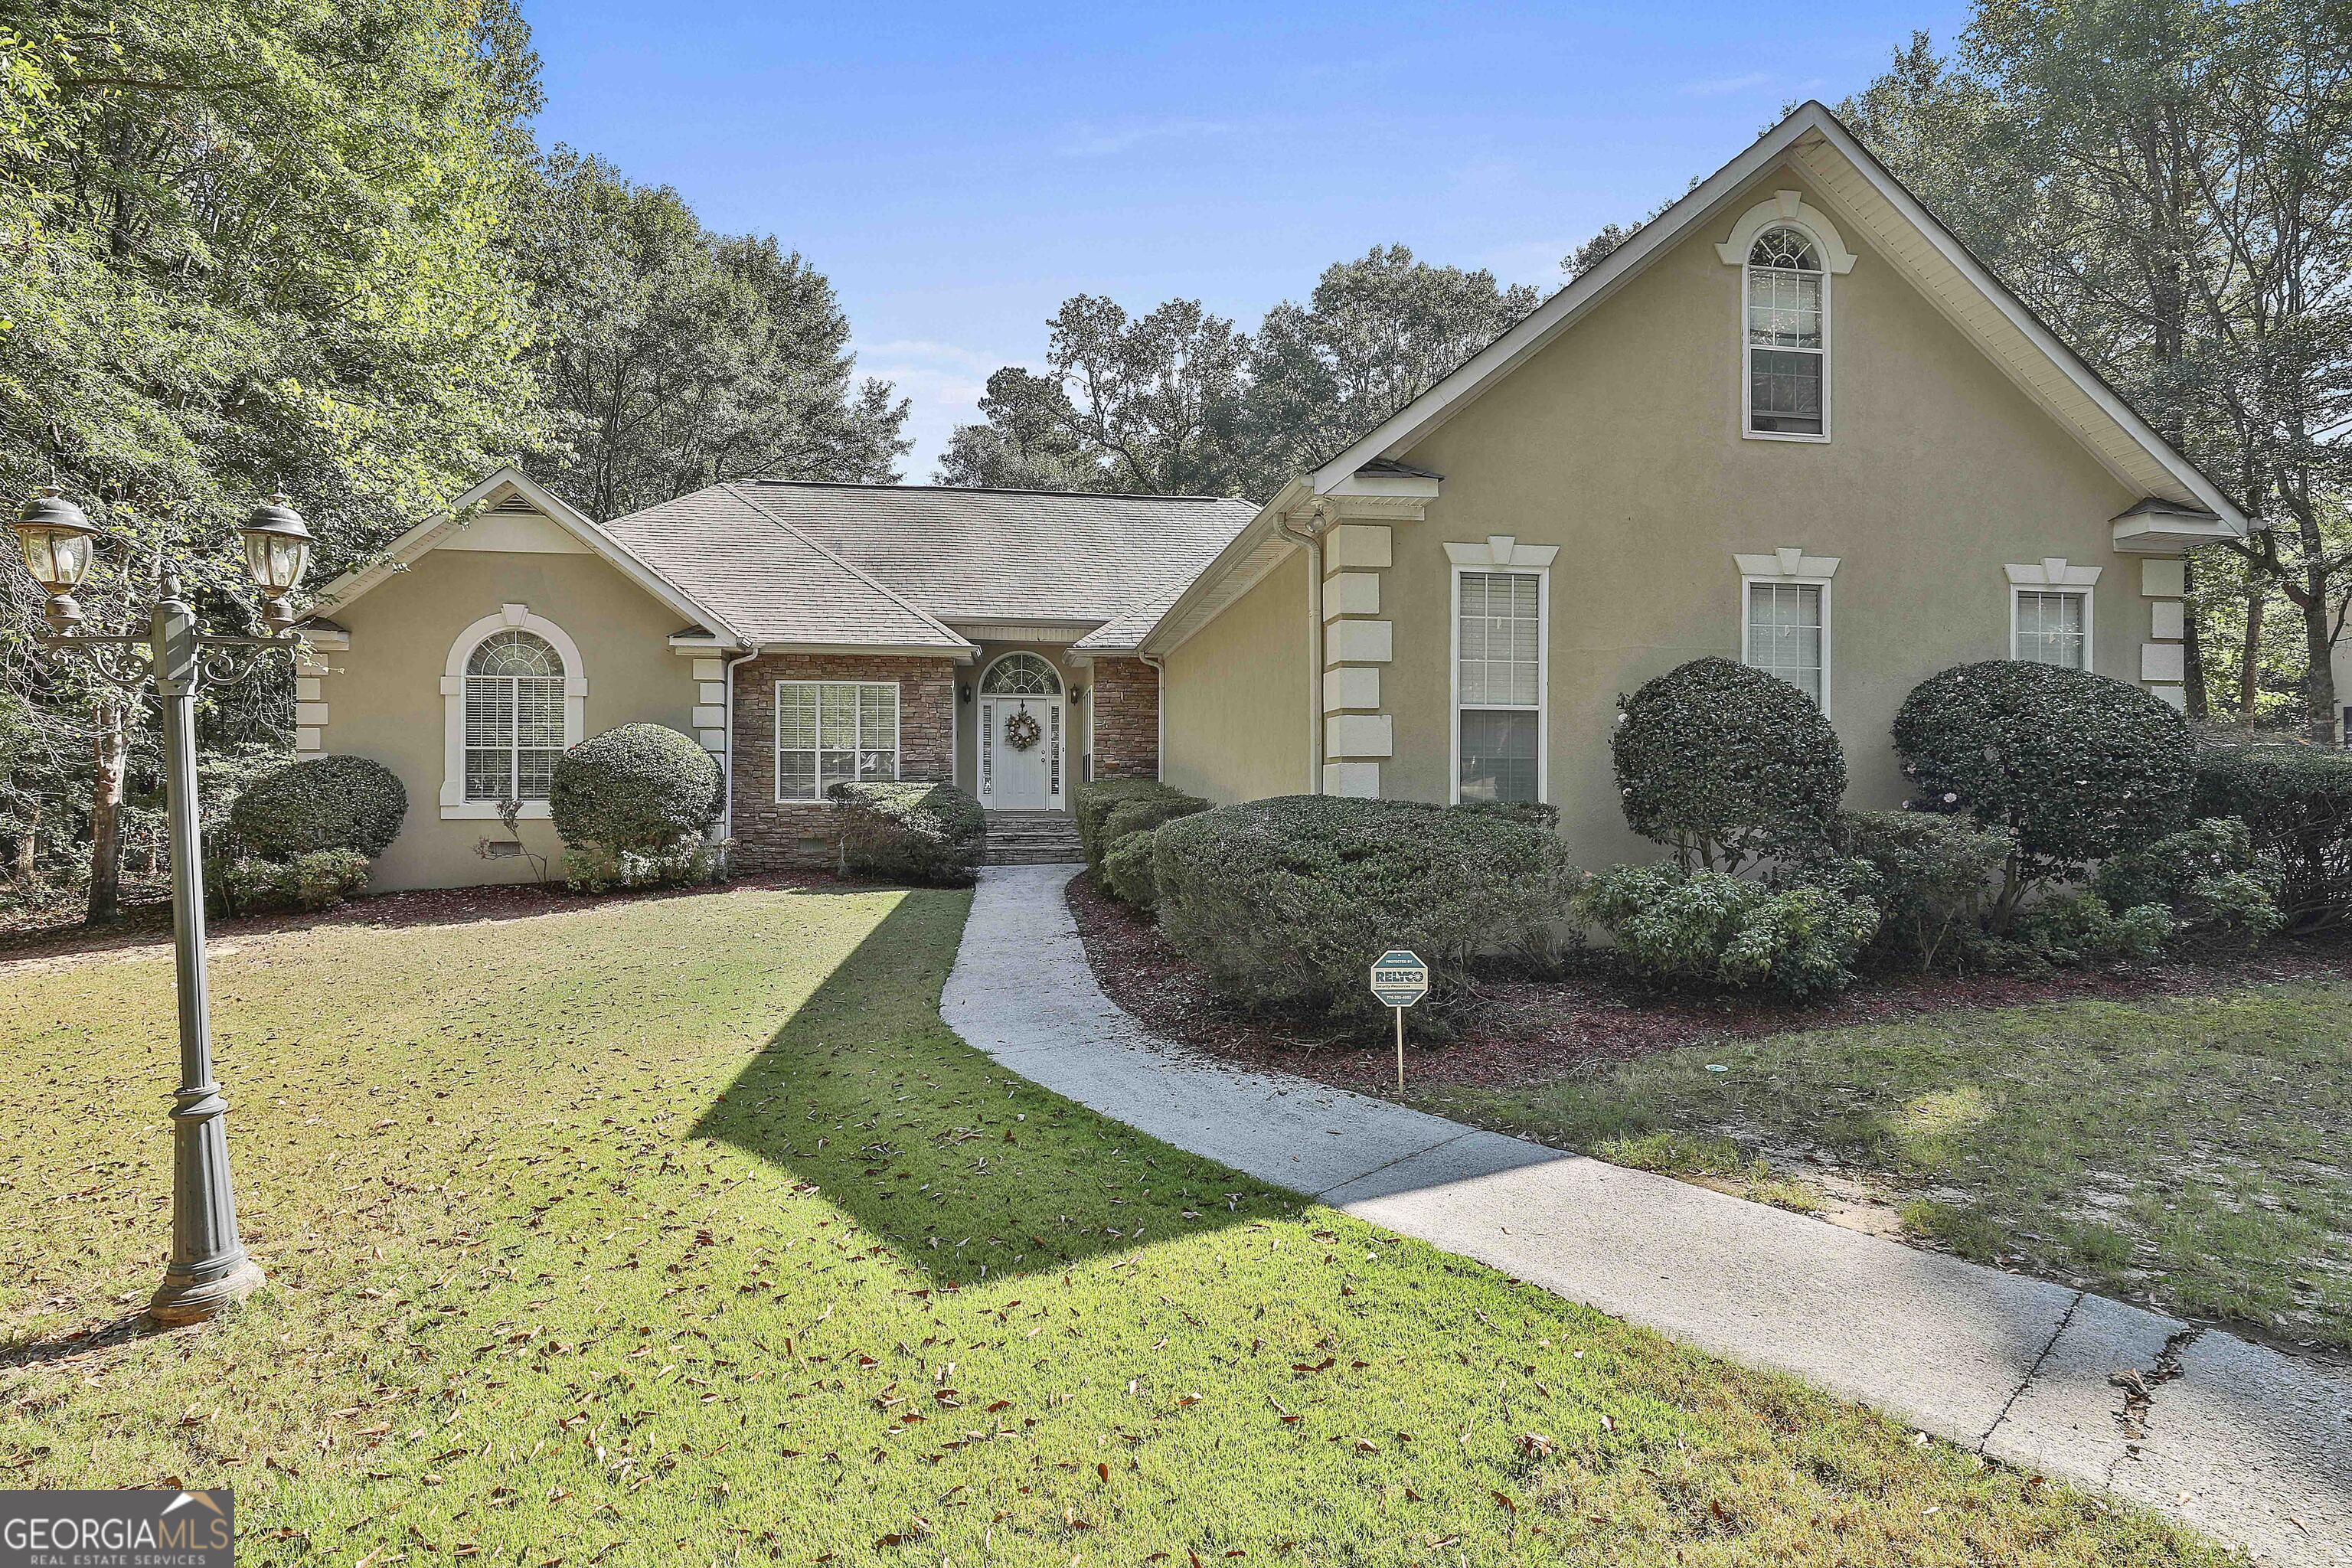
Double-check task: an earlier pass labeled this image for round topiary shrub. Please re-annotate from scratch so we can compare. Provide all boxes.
[227,754,407,861]
[1892,662,2193,896]
[1612,657,1845,871]
[549,724,720,853]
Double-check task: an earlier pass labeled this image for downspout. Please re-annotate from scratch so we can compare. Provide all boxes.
[720,644,761,844]
[1276,501,1331,793]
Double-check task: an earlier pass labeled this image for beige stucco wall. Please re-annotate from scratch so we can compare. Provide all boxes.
[1160,548,1312,802]
[313,547,701,891]
[1153,161,2180,868]
[1368,162,2153,868]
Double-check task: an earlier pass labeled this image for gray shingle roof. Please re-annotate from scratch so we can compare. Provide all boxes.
[603,487,969,650]
[601,481,1256,651]
[724,482,1255,626]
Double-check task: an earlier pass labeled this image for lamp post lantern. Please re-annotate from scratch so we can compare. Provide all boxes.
[11,489,315,1324]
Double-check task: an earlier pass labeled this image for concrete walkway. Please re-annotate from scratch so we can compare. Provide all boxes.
[941,864,2352,1566]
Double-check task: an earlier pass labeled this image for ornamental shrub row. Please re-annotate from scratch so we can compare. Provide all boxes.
[1151,795,1578,1031]
[1075,776,1209,908]
[2190,745,2352,929]
[829,781,986,886]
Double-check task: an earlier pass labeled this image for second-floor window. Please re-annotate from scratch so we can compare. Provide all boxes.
[1746,225,1827,438]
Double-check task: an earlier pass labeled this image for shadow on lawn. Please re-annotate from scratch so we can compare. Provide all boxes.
[694,890,1270,1288]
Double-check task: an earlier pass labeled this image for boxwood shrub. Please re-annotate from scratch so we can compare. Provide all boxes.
[1151,795,1579,1030]
[1612,657,1844,871]
[1101,825,1165,909]
[549,725,720,854]
[1892,662,2193,914]
[1574,861,1880,999]
[1076,778,1195,870]
[2192,745,2352,928]
[829,781,986,886]
[1833,809,2014,972]
[227,754,407,861]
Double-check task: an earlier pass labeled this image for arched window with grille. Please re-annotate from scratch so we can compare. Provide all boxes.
[465,631,567,802]
[980,651,1060,696]
[1745,224,1828,438]
[440,606,586,818]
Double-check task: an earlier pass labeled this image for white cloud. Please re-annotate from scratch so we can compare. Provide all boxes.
[1680,70,1774,98]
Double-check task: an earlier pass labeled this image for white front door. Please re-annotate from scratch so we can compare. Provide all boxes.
[981,697,1060,808]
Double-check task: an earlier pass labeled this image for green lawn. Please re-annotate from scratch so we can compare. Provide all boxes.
[0,885,2233,1565]
[1423,984,2352,1349]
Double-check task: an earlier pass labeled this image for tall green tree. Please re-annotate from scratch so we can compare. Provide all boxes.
[1845,2,2352,738]
[0,0,549,918]
[940,248,1537,500]
[511,149,909,521]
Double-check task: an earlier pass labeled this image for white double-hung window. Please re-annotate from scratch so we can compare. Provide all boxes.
[1746,226,1827,438]
[1736,550,1839,712]
[1455,569,1544,803]
[2006,561,2100,670]
[775,681,900,802]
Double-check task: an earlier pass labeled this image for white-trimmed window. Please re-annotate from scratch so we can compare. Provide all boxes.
[2014,590,2089,668]
[775,681,900,802]
[1736,551,1839,713]
[465,631,567,802]
[1746,225,1827,438]
[2004,560,2100,671]
[1455,570,1544,803]
[439,605,587,820]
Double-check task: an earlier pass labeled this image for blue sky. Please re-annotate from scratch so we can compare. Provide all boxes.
[524,2,1970,476]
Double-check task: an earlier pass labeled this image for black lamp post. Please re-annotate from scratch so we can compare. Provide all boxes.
[11,488,314,1324]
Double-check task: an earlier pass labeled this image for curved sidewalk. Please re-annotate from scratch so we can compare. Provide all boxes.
[942,864,2350,1566]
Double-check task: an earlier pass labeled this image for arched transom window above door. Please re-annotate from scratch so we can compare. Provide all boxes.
[981,651,1061,696]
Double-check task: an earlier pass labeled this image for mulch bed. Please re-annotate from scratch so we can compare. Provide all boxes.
[0,868,848,969]
[1064,871,2352,1096]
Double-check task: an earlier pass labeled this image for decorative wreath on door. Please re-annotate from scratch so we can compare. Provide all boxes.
[1004,707,1043,752]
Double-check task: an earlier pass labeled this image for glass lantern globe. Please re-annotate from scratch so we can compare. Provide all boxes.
[240,494,312,597]
[14,487,96,592]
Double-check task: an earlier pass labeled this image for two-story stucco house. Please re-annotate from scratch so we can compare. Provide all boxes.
[301,102,2252,890]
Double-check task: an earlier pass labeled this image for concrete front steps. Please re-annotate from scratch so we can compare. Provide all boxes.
[982,809,1081,865]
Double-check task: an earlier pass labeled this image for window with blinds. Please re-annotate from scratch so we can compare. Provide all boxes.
[1744,580,1826,707]
[2014,589,2089,669]
[1746,225,1827,436]
[464,630,567,802]
[1456,570,1542,803]
[776,681,900,802]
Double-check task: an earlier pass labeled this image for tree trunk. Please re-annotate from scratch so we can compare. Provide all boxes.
[2238,582,2265,718]
[9,798,35,884]
[86,701,126,926]
[2303,559,2341,746]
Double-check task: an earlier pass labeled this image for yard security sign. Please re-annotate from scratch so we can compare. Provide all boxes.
[1370,949,1428,1092]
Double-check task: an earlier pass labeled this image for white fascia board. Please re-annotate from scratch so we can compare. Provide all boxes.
[306,465,749,644]
[756,641,979,662]
[1322,471,1442,501]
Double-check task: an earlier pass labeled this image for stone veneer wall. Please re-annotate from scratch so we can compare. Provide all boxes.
[730,652,957,871]
[1087,656,1159,779]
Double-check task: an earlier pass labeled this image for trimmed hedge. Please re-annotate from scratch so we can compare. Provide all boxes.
[2192,746,2352,928]
[1892,662,2193,900]
[210,848,371,916]
[1076,778,1189,870]
[549,725,720,854]
[1096,789,1207,890]
[1575,861,1880,999]
[1612,657,1844,871]
[227,754,407,861]
[1101,825,1165,909]
[1151,795,1578,1029]
[829,782,986,886]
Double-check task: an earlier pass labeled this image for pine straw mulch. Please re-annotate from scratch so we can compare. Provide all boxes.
[1063,871,2352,1096]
